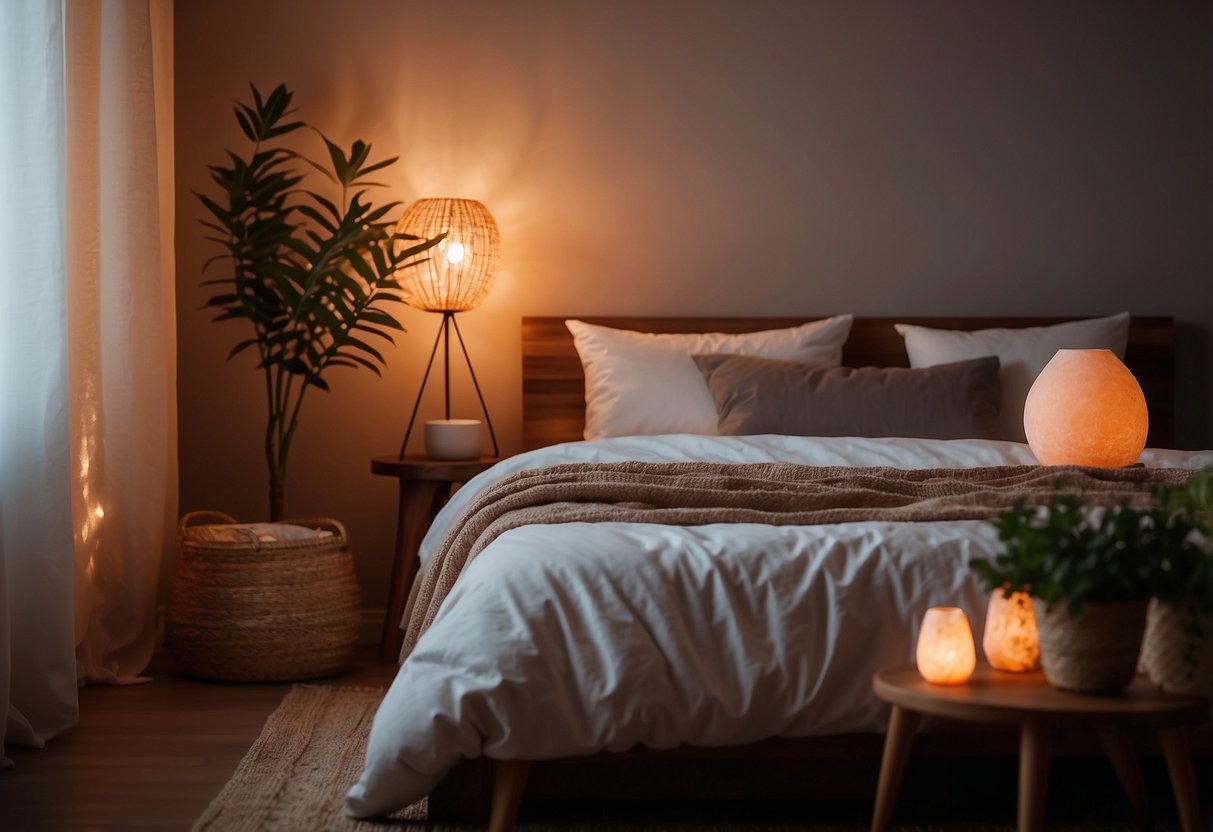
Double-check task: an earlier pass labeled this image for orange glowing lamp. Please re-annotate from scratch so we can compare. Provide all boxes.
[916,607,977,685]
[1023,349,1147,467]
[982,589,1039,672]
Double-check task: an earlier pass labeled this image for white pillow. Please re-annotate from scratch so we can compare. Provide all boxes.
[567,316,854,440]
[894,313,1130,443]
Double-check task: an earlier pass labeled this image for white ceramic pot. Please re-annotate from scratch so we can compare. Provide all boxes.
[424,419,483,460]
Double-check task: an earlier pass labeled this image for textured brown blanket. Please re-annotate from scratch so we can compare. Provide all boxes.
[399,462,1194,659]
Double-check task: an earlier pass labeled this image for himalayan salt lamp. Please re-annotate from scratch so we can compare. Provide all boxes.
[916,607,977,685]
[1023,349,1147,468]
[982,589,1039,672]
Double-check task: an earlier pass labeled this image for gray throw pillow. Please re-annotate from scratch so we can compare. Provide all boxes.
[693,353,1002,440]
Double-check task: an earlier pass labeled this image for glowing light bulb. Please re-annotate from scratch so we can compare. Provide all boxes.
[445,241,466,265]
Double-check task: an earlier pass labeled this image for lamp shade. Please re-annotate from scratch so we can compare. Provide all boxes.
[395,198,500,312]
[916,607,976,685]
[1023,349,1148,467]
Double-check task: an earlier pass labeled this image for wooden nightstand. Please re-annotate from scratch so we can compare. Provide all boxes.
[871,664,1208,832]
[371,455,498,662]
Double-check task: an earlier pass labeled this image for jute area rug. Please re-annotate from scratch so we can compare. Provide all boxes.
[192,685,1150,832]
[192,685,423,831]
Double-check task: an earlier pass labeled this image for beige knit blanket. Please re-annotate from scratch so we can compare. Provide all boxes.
[399,461,1194,660]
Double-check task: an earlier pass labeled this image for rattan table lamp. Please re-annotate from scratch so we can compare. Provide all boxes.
[396,198,500,459]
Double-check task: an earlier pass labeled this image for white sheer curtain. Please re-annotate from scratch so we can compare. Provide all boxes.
[1,0,175,763]
[0,0,78,763]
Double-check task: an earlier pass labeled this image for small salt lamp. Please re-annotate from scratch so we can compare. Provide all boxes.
[1023,349,1148,468]
[982,589,1039,672]
[916,607,977,685]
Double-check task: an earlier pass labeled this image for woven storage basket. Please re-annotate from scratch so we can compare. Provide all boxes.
[1141,599,1213,695]
[168,511,360,682]
[1035,599,1148,695]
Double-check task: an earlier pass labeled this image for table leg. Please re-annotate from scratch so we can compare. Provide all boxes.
[1096,726,1149,830]
[1158,725,1203,832]
[378,479,448,662]
[1017,718,1050,832]
[870,705,920,832]
[489,760,530,832]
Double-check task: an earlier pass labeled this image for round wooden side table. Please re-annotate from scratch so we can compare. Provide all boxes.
[871,664,1208,832]
[371,455,497,662]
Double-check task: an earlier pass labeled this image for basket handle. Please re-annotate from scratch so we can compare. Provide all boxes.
[283,517,348,539]
[178,510,239,536]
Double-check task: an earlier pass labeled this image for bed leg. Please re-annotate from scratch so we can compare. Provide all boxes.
[488,759,530,832]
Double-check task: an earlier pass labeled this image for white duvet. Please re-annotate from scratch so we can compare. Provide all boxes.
[345,435,1212,818]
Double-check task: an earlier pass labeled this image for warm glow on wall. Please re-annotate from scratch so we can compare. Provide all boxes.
[916,607,977,685]
[983,589,1039,672]
[1023,349,1148,467]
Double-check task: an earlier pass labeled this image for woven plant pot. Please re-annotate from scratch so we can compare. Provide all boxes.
[1034,599,1148,695]
[1141,599,1213,696]
[168,511,360,682]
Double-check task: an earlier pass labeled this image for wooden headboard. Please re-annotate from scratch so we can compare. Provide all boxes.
[521,316,1175,451]
[521,317,1174,448]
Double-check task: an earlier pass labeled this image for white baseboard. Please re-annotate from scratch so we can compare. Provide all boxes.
[360,608,386,646]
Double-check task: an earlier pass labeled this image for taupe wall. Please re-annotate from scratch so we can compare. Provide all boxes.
[175,0,1213,612]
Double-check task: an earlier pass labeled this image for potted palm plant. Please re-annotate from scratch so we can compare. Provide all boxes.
[169,84,440,681]
[973,491,1198,694]
[196,83,440,520]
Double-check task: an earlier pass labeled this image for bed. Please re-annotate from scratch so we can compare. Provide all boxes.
[346,314,1207,825]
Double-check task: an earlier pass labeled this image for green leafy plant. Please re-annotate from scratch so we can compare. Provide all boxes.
[197,83,440,519]
[1152,469,1213,676]
[971,489,1198,619]
[1154,468,1213,609]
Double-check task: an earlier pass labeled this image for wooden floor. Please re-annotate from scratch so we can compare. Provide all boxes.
[0,649,397,832]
